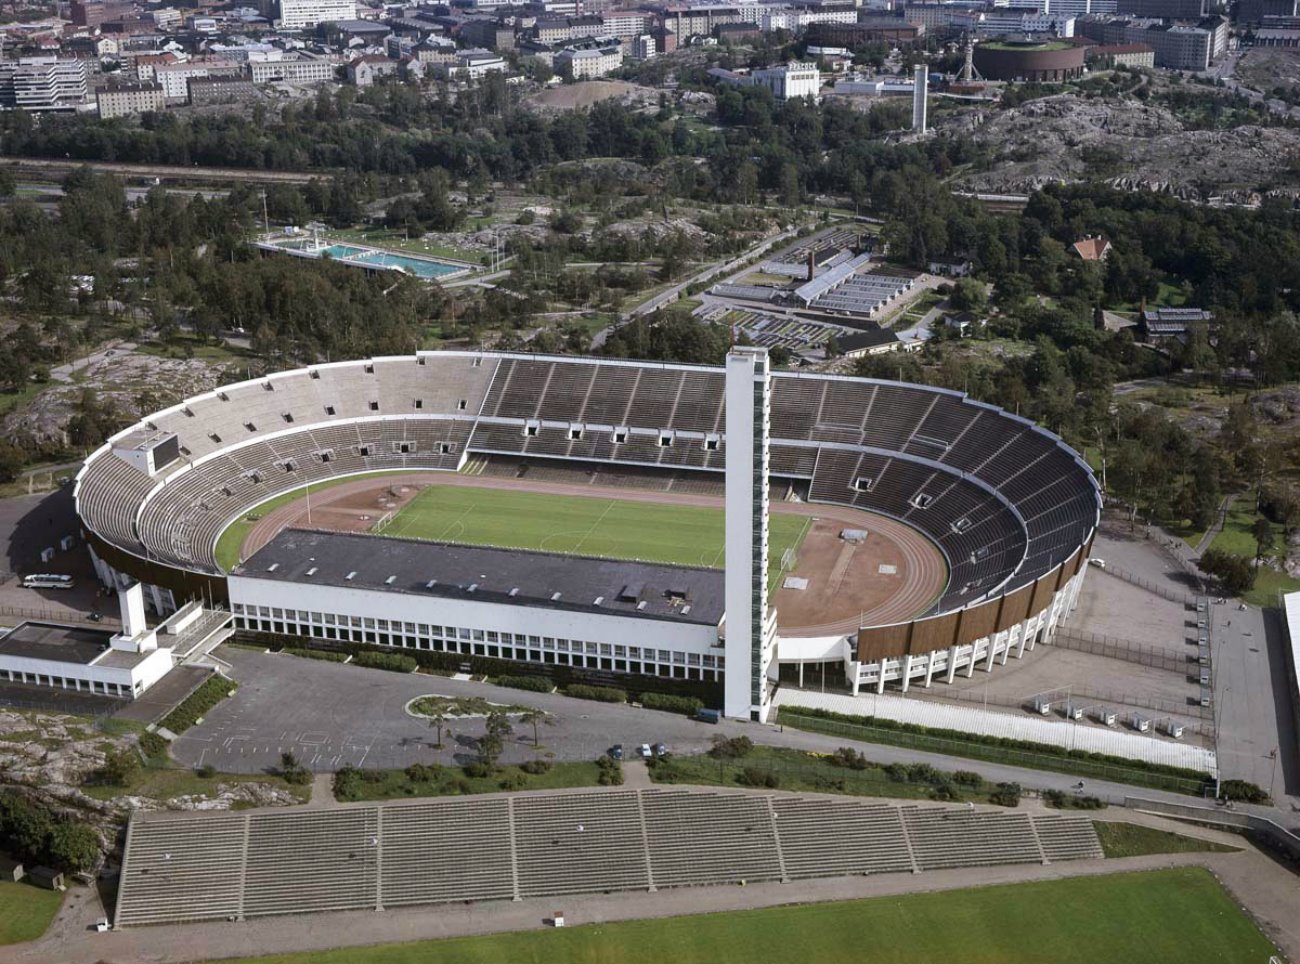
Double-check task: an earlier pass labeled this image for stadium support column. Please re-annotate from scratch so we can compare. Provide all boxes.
[912,64,927,134]
[725,347,776,722]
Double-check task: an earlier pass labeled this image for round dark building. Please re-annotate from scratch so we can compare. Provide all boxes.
[973,40,1086,82]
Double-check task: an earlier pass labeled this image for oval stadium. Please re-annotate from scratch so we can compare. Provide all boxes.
[73,350,1100,719]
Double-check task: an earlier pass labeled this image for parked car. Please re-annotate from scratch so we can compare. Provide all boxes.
[638,743,653,760]
[653,743,668,758]
[608,744,623,761]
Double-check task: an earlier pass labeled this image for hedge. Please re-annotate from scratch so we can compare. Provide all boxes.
[641,693,704,715]
[159,674,237,735]
[563,683,627,703]
[282,647,349,663]
[351,651,417,673]
[494,675,555,693]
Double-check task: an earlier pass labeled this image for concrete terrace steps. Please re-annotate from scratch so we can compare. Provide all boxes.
[113,788,1106,928]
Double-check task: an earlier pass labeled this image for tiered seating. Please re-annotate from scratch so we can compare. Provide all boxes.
[772,797,913,878]
[114,813,247,926]
[514,791,648,896]
[641,790,782,887]
[243,809,380,917]
[902,807,1042,870]
[1032,815,1104,862]
[381,798,514,906]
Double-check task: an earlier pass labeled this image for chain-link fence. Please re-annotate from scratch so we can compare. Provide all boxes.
[1048,629,1191,674]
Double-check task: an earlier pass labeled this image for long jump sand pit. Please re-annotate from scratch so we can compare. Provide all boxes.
[239,473,948,637]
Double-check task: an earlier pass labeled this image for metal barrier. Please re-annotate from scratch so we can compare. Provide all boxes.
[1095,563,1197,607]
[1049,629,1190,674]
[0,604,119,629]
[1124,796,1300,863]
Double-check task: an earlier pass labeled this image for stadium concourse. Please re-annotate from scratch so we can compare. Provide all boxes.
[73,350,1100,721]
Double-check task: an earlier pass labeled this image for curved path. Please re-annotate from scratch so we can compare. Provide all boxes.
[239,471,947,636]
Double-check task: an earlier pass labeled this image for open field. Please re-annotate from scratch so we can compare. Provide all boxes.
[223,868,1275,964]
[1207,490,1300,606]
[377,483,810,586]
[0,881,63,946]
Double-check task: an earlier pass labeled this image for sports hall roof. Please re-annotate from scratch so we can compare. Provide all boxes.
[233,529,725,626]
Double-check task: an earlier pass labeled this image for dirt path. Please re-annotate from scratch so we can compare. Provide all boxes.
[239,471,948,637]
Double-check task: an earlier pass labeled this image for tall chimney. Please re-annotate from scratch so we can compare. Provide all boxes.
[807,249,815,282]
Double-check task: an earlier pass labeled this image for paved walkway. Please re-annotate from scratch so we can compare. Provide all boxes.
[4,808,1294,964]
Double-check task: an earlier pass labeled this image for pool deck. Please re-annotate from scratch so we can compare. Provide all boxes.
[253,234,477,281]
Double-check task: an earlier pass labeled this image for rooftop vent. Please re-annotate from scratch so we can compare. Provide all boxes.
[681,605,692,615]
[425,579,438,589]
[551,592,562,601]
[468,583,478,593]
[345,571,357,581]
[509,587,519,597]
[593,595,604,606]
[636,600,648,611]
[618,583,643,602]
[385,575,397,585]
[266,563,279,572]
[306,566,318,576]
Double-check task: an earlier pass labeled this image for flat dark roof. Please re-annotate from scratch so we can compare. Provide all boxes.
[232,529,725,626]
[0,622,114,665]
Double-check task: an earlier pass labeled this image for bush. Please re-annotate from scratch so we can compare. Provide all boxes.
[930,782,961,802]
[0,794,100,871]
[736,767,779,789]
[596,755,624,786]
[563,683,627,703]
[1220,779,1270,804]
[641,693,704,715]
[351,651,418,673]
[405,763,441,783]
[952,770,985,788]
[138,731,168,759]
[990,782,1022,807]
[195,764,217,779]
[521,759,551,775]
[709,735,754,759]
[281,647,349,662]
[159,674,237,734]
[97,747,141,787]
[495,675,554,693]
[828,746,869,770]
[334,765,362,800]
[464,761,494,778]
[279,752,312,786]
[499,772,528,791]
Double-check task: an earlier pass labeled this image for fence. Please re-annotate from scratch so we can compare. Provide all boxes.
[1095,563,1198,607]
[0,604,119,629]
[893,677,1212,726]
[1048,629,1191,674]
[777,709,1211,797]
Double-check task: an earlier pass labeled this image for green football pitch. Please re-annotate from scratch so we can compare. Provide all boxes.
[223,868,1276,964]
[377,484,810,583]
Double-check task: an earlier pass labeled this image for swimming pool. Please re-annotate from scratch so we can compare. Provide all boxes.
[346,250,461,279]
[263,237,468,280]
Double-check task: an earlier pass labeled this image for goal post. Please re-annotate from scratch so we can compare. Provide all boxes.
[373,510,395,534]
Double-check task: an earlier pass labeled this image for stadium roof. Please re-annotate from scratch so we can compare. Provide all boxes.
[233,529,726,626]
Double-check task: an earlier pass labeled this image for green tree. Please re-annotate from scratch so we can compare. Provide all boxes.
[520,708,546,748]
[1199,548,1256,596]
[1251,517,1275,562]
[426,707,450,750]
[478,710,513,770]
[46,822,100,872]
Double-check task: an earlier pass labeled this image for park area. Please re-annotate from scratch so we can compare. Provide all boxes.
[376,483,810,586]
[0,880,63,946]
[224,868,1275,964]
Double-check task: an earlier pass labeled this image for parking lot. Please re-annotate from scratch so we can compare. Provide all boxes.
[172,647,729,773]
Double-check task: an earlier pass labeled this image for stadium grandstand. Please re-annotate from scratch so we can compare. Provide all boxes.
[113,787,1105,927]
[74,350,1100,720]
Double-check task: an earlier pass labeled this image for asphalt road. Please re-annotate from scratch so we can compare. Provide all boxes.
[175,647,1281,823]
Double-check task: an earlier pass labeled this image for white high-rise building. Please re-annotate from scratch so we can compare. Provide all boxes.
[724,347,778,722]
[275,0,357,29]
[0,58,88,111]
[912,64,927,133]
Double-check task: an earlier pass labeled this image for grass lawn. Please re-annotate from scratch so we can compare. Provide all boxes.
[333,760,605,802]
[1206,492,1300,606]
[223,868,1275,964]
[378,483,810,588]
[80,766,311,806]
[650,745,998,804]
[1094,821,1240,859]
[214,470,422,570]
[0,881,63,946]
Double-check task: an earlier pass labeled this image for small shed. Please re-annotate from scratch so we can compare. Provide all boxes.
[29,866,64,891]
[0,856,23,882]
